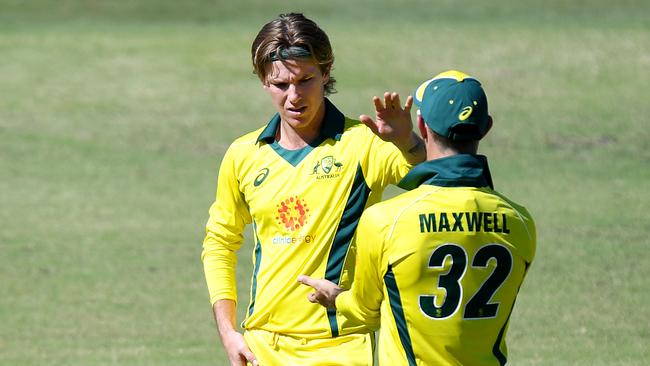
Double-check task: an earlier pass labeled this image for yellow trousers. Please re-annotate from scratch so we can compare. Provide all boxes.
[244,328,374,366]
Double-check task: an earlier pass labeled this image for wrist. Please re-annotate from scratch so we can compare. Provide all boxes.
[394,132,414,150]
[330,287,345,309]
[396,132,426,164]
[220,328,244,348]
[214,299,238,338]
[399,133,422,154]
[219,325,238,336]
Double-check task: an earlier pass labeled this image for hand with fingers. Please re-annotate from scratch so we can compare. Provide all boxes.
[221,330,258,366]
[360,92,415,146]
[297,275,344,309]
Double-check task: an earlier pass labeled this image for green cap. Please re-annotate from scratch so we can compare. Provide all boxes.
[413,70,489,141]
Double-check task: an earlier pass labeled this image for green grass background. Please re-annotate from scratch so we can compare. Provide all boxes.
[1,1,648,365]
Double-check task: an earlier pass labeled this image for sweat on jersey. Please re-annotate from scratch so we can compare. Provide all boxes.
[202,99,413,338]
[335,154,536,366]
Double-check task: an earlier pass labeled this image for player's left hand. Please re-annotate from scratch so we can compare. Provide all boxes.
[297,275,344,309]
[360,92,414,147]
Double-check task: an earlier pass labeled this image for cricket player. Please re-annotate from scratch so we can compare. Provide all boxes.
[201,13,426,366]
[299,70,536,365]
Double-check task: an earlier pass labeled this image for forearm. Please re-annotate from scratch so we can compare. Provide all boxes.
[213,299,238,339]
[335,290,380,329]
[334,209,383,330]
[212,299,257,366]
[202,234,239,303]
[203,266,237,305]
[394,131,426,165]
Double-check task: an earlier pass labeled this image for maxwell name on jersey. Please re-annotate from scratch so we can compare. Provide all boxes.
[418,211,511,233]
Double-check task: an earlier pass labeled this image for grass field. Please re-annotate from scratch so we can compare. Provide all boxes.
[1,1,649,365]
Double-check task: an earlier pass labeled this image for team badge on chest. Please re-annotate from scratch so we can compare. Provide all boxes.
[311,155,343,179]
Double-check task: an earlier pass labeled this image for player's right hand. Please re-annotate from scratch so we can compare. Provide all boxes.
[297,275,344,309]
[359,92,414,146]
[222,330,258,366]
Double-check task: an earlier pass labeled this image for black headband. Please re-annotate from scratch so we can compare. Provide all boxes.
[269,46,312,61]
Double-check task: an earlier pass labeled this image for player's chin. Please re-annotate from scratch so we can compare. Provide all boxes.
[282,114,310,128]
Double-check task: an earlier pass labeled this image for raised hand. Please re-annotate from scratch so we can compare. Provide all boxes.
[360,92,414,146]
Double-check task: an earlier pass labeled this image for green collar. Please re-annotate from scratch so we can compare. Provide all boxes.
[256,98,345,144]
[398,154,494,190]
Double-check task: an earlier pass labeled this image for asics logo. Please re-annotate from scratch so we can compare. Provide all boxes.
[254,168,269,187]
[458,106,473,121]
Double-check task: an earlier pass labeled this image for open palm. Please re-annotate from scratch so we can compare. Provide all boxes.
[360,92,414,144]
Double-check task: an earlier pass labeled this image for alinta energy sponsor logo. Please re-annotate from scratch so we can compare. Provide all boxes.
[311,155,343,180]
[275,196,310,232]
[272,234,316,245]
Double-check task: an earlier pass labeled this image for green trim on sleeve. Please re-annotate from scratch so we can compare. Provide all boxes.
[384,264,417,366]
[324,163,371,337]
[243,222,263,326]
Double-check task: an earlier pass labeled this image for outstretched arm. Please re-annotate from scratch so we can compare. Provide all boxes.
[299,209,386,328]
[297,275,344,309]
[360,92,425,164]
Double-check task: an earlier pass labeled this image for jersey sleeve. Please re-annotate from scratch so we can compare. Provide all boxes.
[496,193,537,264]
[335,206,387,329]
[363,129,414,190]
[522,208,537,264]
[201,144,252,305]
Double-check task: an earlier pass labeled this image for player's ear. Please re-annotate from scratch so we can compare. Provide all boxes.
[483,115,493,137]
[417,112,429,142]
[321,66,330,85]
[262,82,270,91]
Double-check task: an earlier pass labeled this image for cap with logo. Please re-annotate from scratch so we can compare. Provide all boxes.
[413,70,489,141]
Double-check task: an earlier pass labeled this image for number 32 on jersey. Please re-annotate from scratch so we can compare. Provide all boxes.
[419,243,513,320]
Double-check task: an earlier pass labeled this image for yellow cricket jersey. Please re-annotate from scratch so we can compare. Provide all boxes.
[202,99,412,338]
[336,154,536,366]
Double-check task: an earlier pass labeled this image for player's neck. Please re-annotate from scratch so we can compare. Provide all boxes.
[427,135,478,160]
[427,142,462,161]
[276,108,325,150]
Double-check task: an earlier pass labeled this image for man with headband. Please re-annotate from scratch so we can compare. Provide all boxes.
[201,13,425,365]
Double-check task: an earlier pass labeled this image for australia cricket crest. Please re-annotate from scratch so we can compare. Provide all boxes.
[311,155,343,179]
